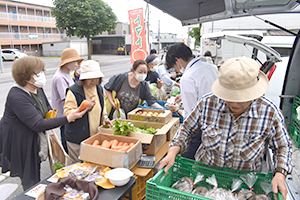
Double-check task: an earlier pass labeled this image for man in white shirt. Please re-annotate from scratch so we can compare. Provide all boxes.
[165,43,218,159]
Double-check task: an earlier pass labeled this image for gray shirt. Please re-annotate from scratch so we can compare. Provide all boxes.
[118,74,140,115]
[51,69,74,117]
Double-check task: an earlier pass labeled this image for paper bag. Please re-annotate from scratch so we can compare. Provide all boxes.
[46,130,75,174]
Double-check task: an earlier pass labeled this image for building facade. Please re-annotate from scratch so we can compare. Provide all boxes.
[0,0,66,56]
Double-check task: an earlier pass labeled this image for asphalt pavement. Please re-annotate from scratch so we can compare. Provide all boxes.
[0,54,132,199]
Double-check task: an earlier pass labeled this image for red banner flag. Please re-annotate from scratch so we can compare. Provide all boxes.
[128,8,148,63]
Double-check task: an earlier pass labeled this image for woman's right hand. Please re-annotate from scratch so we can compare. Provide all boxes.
[66,107,88,123]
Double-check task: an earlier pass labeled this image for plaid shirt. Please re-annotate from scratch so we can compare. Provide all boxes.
[170,93,292,173]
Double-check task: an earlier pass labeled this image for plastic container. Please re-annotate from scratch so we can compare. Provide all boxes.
[138,100,184,123]
[123,170,154,200]
[146,155,283,200]
[105,168,134,186]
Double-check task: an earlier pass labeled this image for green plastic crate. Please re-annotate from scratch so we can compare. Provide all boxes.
[290,118,300,148]
[146,155,283,200]
[290,95,300,148]
[292,95,300,123]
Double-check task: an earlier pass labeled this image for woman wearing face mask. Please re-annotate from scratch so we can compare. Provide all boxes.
[64,60,113,162]
[51,48,84,153]
[145,54,163,89]
[0,56,87,190]
[71,65,81,83]
[104,60,162,118]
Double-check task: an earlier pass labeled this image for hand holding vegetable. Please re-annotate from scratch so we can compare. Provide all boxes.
[87,95,96,110]
[67,107,87,123]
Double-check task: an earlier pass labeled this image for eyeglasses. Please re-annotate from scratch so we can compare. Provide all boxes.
[33,69,46,77]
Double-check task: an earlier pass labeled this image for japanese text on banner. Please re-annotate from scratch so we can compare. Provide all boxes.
[128,8,148,63]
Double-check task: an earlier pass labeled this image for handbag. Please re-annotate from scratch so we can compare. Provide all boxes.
[46,130,75,174]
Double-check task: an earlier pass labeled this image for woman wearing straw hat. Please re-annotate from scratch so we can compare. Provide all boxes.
[51,48,84,153]
[0,56,87,190]
[158,56,292,200]
[63,60,113,162]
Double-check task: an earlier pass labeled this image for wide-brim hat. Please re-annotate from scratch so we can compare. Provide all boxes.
[58,48,84,68]
[79,60,104,80]
[211,56,269,102]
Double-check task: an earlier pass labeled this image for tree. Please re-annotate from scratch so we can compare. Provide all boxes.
[52,0,117,59]
[188,24,202,49]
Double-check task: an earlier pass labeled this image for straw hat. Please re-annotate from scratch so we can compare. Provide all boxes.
[58,48,84,68]
[79,60,104,80]
[211,56,269,102]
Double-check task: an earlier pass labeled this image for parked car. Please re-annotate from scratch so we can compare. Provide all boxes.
[1,49,27,61]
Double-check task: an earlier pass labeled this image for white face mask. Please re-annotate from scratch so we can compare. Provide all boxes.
[29,71,46,88]
[150,65,158,72]
[177,61,185,74]
[135,73,147,82]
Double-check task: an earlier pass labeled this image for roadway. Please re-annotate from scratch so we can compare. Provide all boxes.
[0,54,132,118]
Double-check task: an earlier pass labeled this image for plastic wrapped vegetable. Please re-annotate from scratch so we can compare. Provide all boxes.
[192,172,207,196]
[231,179,243,194]
[255,181,272,200]
[204,175,238,200]
[206,174,218,189]
[238,172,258,200]
[172,177,194,193]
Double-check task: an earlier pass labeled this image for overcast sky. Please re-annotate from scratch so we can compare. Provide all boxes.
[16,0,191,38]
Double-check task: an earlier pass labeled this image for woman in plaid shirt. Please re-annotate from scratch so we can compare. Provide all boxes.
[159,57,292,200]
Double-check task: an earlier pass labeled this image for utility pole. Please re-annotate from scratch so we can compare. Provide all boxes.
[146,3,150,55]
[158,20,160,54]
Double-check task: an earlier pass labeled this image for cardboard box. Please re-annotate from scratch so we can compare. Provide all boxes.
[164,117,180,141]
[79,133,142,169]
[99,119,168,155]
[127,108,172,124]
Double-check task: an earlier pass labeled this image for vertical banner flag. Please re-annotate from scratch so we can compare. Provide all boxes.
[128,8,148,63]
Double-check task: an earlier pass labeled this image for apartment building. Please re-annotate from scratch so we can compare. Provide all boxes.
[0,0,66,56]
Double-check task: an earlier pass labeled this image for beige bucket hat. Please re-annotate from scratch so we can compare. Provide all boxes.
[211,56,269,102]
[58,48,84,68]
[79,60,104,80]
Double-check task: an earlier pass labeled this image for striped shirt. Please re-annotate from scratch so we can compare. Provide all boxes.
[170,93,292,173]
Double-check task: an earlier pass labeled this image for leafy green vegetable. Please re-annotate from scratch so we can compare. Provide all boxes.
[112,120,158,135]
[145,127,158,135]
[149,83,157,97]
[112,120,135,136]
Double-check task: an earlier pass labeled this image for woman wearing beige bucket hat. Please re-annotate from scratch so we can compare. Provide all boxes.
[159,56,292,200]
[51,48,84,153]
[63,60,113,162]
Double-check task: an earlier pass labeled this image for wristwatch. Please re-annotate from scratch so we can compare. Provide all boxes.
[175,108,181,116]
[273,168,288,178]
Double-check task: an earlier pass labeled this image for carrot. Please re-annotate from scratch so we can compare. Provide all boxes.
[92,140,100,146]
[107,140,113,148]
[111,145,125,150]
[119,146,131,152]
[79,100,90,112]
[118,142,124,146]
[129,143,135,147]
[123,142,129,146]
[101,140,110,148]
[111,139,119,148]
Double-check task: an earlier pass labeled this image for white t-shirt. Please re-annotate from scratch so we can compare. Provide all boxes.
[181,58,218,117]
